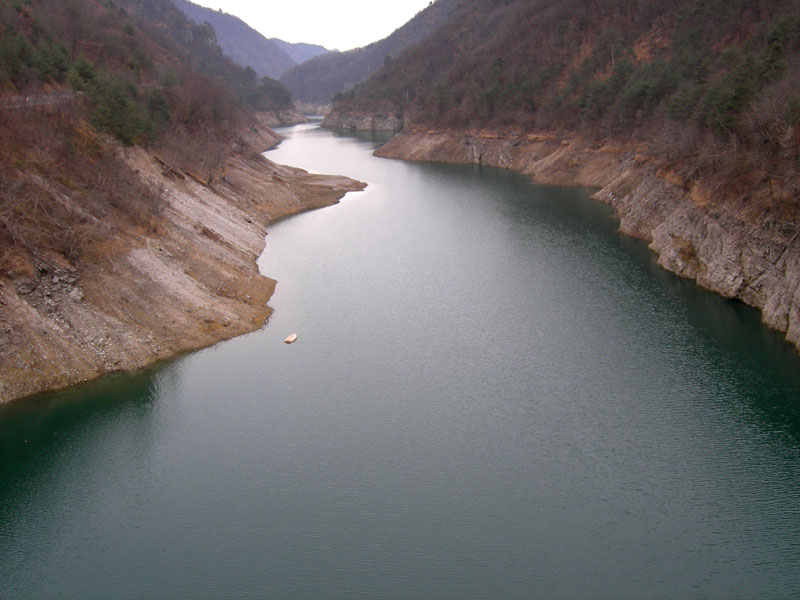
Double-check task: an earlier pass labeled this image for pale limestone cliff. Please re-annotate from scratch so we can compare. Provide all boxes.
[256,108,308,127]
[376,129,800,351]
[321,110,403,131]
[0,122,364,404]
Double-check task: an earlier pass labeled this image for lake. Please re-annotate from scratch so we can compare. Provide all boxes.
[1,123,799,599]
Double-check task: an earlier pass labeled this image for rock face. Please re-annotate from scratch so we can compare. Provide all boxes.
[256,109,307,127]
[321,111,404,132]
[276,108,308,126]
[0,123,365,404]
[376,129,800,351]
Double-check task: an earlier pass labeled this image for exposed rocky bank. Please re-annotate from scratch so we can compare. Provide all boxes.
[261,107,308,127]
[0,117,364,404]
[321,110,403,132]
[375,128,800,351]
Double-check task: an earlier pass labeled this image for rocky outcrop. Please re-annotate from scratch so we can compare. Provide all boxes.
[295,101,330,117]
[376,128,800,351]
[600,169,800,348]
[321,110,403,132]
[0,124,365,404]
[277,108,308,126]
[256,109,307,127]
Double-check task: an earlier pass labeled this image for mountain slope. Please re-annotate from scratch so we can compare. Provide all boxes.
[0,0,280,327]
[279,0,460,103]
[333,0,800,136]
[0,0,359,403]
[171,0,328,78]
[268,38,327,65]
[328,0,800,352]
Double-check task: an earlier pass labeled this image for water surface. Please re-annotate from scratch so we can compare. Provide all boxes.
[1,123,799,599]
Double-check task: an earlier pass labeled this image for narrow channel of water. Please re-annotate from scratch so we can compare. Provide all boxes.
[1,123,799,599]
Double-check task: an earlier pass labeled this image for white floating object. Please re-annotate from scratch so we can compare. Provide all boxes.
[284,333,298,344]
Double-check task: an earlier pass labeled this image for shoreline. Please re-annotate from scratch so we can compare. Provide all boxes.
[0,121,365,405]
[374,127,800,352]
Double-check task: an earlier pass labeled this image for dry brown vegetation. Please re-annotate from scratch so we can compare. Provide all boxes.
[0,0,296,280]
[335,0,800,225]
[0,103,154,273]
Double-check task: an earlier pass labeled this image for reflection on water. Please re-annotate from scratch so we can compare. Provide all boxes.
[1,123,799,599]
[0,369,159,474]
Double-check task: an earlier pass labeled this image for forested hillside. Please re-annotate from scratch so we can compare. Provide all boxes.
[332,0,800,351]
[280,0,460,104]
[268,38,327,66]
[335,0,800,188]
[0,0,294,275]
[171,0,328,79]
[0,0,365,402]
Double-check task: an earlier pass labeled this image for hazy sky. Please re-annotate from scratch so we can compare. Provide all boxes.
[188,0,434,51]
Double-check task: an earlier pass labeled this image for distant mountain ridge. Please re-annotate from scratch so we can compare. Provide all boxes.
[171,0,328,79]
[268,38,329,65]
[331,0,800,139]
[280,0,460,104]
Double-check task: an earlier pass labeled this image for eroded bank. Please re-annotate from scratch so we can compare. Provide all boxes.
[375,128,800,351]
[0,118,365,403]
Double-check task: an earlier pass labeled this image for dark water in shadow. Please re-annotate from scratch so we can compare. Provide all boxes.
[1,123,799,599]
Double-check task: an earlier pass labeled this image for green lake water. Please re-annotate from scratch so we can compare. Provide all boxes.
[1,123,799,598]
